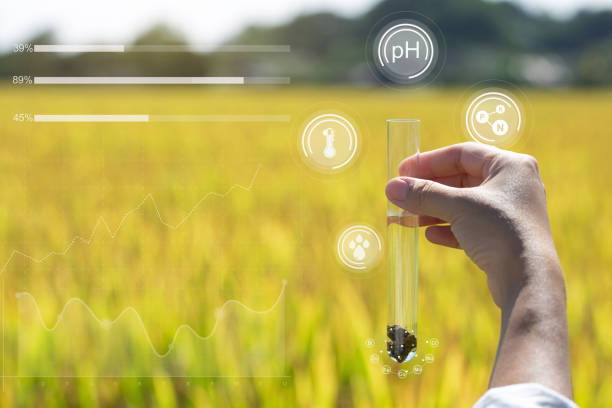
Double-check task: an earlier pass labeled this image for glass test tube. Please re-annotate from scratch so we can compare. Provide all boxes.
[386,119,419,363]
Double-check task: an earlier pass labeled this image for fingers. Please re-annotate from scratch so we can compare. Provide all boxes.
[398,142,500,180]
[425,225,461,249]
[386,176,467,221]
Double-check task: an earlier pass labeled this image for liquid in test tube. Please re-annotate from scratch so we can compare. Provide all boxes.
[386,119,419,363]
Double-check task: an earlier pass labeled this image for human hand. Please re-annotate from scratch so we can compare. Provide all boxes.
[386,142,572,397]
[385,142,561,309]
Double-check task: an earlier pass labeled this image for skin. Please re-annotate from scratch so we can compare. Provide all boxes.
[385,142,572,399]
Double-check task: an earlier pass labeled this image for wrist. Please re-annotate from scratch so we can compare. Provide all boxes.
[497,247,564,312]
[500,254,566,320]
[491,255,572,399]
[496,226,561,296]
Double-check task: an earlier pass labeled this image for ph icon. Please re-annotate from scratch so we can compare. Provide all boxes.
[391,40,422,63]
[371,18,439,84]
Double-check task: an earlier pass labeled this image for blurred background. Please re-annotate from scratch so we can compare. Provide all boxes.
[1,0,611,407]
[2,0,612,86]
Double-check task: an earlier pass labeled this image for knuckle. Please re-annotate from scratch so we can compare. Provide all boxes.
[520,154,540,172]
[505,153,541,178]
[481,151,500,176]
[519,155,546,194]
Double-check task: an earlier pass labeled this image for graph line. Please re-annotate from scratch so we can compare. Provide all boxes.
[0,165,262,276]
[15,280,287,358]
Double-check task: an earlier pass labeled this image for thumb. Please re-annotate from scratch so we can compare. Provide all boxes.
[385,177,464,221]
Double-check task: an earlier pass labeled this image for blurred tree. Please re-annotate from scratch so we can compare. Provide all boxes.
[2,0,612,86]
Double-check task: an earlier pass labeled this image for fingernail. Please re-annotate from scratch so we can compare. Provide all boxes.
[386,177,413,201]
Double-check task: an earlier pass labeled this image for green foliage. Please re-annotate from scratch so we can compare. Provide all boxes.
[2,0,612,85]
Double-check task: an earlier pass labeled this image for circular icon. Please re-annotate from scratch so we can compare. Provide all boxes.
[424,354,434,364]
[429,338,439,348]
[336,225,383,271]
[397,369,408,379]
[299,113,359,173]
[371,19,438,84]
[465,90,522,146]
[412,365,423,375]
[370,353,380,364]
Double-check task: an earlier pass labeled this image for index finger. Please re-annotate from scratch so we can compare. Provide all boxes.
[398,142,500,179]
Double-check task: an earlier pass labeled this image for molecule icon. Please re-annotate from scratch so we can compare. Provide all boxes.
[475,104,509,136]
[465,91,522,146]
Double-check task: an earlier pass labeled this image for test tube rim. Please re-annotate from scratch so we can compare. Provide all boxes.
[387,119,420,123]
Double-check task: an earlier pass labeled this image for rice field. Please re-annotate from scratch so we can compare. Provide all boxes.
[0,85,610,406]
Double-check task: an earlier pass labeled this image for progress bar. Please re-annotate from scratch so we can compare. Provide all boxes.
[32,114,291,123]
[33,77,290,85]
[33,44,290,53]
[34,115,148,122]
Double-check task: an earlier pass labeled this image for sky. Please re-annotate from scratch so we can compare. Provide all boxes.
[1,0,612,52]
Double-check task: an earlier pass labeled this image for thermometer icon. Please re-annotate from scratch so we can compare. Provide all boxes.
[323,128,336,159]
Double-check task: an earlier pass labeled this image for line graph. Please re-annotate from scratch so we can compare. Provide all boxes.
[15,280,286,358]
[1,164,288,382]
[0,164,262,276]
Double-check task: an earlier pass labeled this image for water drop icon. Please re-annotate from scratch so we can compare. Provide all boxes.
[336,225,382,271]
[353,244,366,261]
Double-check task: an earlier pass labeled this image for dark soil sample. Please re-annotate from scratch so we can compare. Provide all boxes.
[386,324,417,363]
